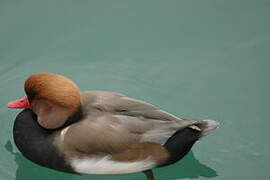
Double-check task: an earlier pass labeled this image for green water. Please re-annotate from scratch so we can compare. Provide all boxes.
[1,0,270,179]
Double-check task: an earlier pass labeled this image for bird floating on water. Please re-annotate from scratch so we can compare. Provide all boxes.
[8,72,219,180]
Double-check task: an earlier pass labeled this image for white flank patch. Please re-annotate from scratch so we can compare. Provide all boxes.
[70,156,156,174]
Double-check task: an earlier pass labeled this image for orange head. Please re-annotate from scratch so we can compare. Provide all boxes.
[8,73,82,129]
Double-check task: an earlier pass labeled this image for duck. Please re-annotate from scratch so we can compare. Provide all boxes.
[8,72,219,180]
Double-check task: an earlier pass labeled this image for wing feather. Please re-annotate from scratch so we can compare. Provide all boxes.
[80,91,197,145]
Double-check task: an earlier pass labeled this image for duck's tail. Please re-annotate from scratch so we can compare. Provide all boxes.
[189,119,220,138]
[161,119,219,166]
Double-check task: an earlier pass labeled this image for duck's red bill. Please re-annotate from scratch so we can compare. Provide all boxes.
[7,96,30,109]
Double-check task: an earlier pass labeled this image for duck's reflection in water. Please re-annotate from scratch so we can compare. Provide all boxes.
[155,151,218,179]
[5,140,217,180]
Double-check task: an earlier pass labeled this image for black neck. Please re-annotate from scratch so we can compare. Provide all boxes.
[62,107,83,128]
[13,109,76,173]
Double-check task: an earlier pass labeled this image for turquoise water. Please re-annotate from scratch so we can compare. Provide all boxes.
[1,0,270,179]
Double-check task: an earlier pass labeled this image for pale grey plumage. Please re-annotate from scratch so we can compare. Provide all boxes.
[79,91,201,146]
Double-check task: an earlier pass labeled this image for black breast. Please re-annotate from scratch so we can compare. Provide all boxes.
[13,109,75,173]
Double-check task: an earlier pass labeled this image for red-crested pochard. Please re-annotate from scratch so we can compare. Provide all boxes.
[8,73,219,180]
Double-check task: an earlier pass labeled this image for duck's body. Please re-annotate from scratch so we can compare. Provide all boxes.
[9,73,219,180]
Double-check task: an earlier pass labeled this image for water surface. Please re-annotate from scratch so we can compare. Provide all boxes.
[1,0,270,180]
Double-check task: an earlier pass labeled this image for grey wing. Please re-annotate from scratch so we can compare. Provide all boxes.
[81,91,198,145]
[82,91,182,120]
